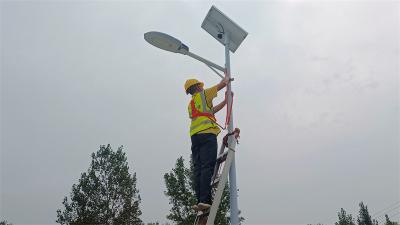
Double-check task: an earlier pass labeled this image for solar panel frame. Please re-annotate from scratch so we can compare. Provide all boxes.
[201,6,248,53]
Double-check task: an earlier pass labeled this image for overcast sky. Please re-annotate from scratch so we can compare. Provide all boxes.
[1,1,399,225]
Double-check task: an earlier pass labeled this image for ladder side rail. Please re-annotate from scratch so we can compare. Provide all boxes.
[206,148,235,225]
[211,163,220,184]
[218,143,226,155]
[211,145,226,182]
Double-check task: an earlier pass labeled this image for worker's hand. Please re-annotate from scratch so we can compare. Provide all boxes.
[222,76,229,85]
[217,74,234,91]
[222,75,234,85]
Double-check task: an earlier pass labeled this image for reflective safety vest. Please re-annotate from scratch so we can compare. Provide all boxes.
[188,91,218,136]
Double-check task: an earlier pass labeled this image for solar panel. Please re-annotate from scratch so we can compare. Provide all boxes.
[201,6,248,53]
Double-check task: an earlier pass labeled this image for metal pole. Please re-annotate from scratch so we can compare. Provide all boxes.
[225,32,239,225]
[186,51,225,72]
[207,65,224,79]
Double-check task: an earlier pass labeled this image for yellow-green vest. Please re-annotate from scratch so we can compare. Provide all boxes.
[188,91,218,136]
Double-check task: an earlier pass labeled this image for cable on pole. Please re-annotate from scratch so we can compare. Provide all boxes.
[373,201,400,218]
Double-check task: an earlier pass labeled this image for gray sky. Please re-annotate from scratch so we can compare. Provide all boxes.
[1,1,399,224]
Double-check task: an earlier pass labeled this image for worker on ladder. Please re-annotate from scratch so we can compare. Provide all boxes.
[184,73,232,211]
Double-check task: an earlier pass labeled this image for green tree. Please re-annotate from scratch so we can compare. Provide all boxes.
[357,202,378,225]
[56,144,142,225]
[0,221,12,225]
[385,214,399,225]
[164,156,242,225]
[335,208,356,225]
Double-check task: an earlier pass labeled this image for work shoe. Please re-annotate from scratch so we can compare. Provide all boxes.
[197,203,211,210]
[191,204,199,211]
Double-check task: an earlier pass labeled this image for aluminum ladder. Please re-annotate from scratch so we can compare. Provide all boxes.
[194,128,240,225]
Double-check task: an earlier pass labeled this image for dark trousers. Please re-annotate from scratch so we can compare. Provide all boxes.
[191,133,217,205]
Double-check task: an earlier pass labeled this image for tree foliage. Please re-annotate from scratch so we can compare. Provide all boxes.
[164,156,237,225]
[385,214,399,225]
[56,144,142,225]
[0,221,12,225]
[335,208,356,225]
[357,202,378,225]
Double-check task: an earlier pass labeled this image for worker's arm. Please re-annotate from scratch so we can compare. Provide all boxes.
[212,99,226,114]
[212,91,233,114]
[216,73,233,91]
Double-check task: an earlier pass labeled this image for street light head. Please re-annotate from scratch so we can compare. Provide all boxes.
[144,31,189,55]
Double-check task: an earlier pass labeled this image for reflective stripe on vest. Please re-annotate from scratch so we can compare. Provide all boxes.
[188,91,218,136]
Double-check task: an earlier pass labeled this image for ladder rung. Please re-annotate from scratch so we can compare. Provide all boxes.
[196,209,210,216]
[211,176,220,187]
[216,151,228,163]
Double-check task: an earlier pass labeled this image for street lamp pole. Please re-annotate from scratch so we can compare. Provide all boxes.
[144,6,247,225]
[224,32,239,225]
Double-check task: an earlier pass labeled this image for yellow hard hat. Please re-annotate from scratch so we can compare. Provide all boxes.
[184,79,204,94]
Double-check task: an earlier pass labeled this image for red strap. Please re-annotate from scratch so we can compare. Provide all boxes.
[224,93,233,128]
[222,128,240,147]
[190,90,234,131]
[190,100,216,121]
